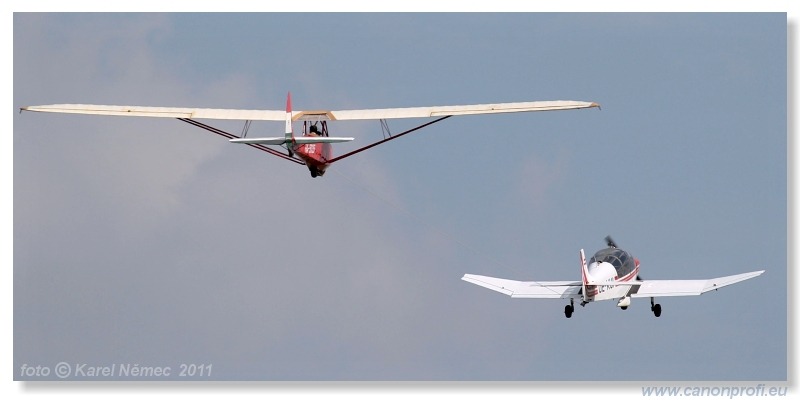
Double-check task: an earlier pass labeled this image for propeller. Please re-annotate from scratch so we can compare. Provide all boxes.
[603,235,643,280]
[605,235,618,249]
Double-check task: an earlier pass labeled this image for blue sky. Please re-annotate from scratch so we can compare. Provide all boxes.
[7,7,792,398]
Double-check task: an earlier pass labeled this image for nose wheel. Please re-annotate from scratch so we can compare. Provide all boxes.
[564,299,575,318]
[650,297,662,317]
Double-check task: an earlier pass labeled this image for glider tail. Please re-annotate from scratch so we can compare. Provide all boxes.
[580,248,591,303]
[229,92,353,147]
[285,92,294,145]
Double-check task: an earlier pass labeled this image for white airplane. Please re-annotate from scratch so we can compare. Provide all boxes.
[20,93,599,178]
[462,236,764,318]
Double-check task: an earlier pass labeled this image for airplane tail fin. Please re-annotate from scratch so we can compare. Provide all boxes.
[580,248,590,302]
[229,92,302,152]
[285,92,294,145]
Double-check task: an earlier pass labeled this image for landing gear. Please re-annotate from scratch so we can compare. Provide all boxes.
[650,297,662,317]
[307,166,326,178]
[564,298,575,318]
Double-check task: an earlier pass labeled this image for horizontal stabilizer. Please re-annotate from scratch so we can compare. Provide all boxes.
[229,137,286,145]
[292,137,354,144]
[230,137,354,145]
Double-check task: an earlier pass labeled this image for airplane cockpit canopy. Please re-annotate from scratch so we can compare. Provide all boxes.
[589,247,636,276]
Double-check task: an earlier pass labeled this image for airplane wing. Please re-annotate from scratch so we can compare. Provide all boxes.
[463,270,764,299]
[461,274,582,299]
[19,104,287,120]
[630,270,765,298]
[326,100,600,120]
[21,100,599,121]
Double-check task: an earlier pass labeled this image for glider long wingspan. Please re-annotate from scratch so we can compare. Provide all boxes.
[21,100,600,121]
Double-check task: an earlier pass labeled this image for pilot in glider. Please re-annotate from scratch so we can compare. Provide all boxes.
[462,236,764,318]
[20,93,599,177]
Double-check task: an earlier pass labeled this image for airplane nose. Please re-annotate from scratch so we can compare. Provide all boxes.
[588,261,617,280]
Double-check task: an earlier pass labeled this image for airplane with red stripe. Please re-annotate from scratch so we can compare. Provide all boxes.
[462,236,764,318]
[20,93,599,178]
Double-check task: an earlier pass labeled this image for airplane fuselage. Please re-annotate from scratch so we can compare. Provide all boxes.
[293,139,332,177]
[583,247,640,303]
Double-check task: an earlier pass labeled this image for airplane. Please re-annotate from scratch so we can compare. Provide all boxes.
[462,236,764,318]
[20,93,599,178]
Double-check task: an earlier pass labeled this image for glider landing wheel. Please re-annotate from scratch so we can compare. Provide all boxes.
[652,303,662,318]
[564,304,573,318]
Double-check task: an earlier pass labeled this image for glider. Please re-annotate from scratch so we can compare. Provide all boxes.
[21,93,599,177]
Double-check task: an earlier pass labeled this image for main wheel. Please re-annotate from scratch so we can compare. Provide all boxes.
[653,303,662,317]
[564,305,573,318]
